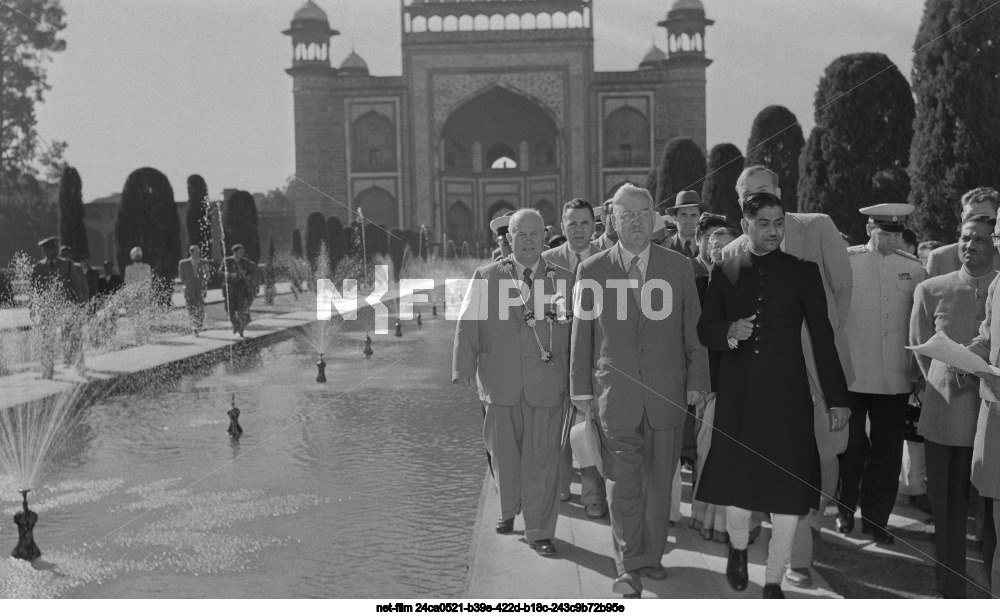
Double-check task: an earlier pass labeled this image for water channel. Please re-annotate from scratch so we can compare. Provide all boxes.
[0,317,485,598]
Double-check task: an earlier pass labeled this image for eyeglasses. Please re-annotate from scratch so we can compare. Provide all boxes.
[616,208,655,225]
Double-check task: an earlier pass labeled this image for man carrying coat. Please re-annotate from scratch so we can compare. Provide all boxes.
[698,190,850,599]
[570,183,709,598]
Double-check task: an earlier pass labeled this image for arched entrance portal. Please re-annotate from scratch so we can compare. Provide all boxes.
[440,86,561,245]
[354,186,397,228]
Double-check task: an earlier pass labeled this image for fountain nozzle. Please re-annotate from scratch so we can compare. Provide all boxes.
[12,488,41,561]
[316,353,327,383]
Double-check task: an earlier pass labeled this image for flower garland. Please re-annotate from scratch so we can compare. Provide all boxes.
[499,257,570,364]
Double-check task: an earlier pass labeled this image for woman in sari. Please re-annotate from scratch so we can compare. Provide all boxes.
[221,244,258,337]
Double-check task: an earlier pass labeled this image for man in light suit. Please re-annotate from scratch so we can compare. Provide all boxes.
[178,244,209,334]
[544,198,608,519]
[454,209,574,557]
[571,183,709,597]
[925,187,999,278]
[721,165,854,587]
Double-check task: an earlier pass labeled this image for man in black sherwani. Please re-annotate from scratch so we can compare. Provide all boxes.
[696,191,851,599]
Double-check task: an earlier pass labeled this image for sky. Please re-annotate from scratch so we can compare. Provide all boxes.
[34,0,927,202]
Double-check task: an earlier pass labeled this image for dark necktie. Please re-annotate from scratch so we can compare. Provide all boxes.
[627,255,643,303]
[683,241,693,258]
[574,252,583,271]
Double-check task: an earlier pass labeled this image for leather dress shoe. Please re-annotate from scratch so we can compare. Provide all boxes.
[726,546,749,592]
[635,564,668,580]
[784,567,813,588]
[585,503,608,519]
[612,572,642,598]
[835,513,855,534]
[495,518,514,534]
[559,491,572,502]
[762,583,785,598]
[870,527,894,545]
[531,539,557,557]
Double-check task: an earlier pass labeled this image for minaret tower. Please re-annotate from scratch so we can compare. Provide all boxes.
[658,0,713,150]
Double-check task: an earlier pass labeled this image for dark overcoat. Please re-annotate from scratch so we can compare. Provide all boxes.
[695,249,849,515]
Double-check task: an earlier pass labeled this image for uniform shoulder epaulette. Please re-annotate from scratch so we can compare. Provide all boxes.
[894,249,921,262]
[846,245,867,255]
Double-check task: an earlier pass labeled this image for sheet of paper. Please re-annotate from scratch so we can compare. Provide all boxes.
[906,330,1000,376]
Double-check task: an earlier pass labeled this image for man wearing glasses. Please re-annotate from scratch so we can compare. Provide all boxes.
[570,183,709,598]
[838,203,926,545]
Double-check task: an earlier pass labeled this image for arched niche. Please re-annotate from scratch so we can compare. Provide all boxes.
[351,111,397,173]
[353,187,397,228]
[489,14,504,30]
[474,15,489,30]
[428,15,443,32]
[521,13,536,29]
[537,12,551,29]
[552,12,567,29]
[447,201,474,246]
[459,14,474,30]
[443,15,458,31]
[567,11,583,28]
[531,139,556,171]
[603,106,650,168]
[487,143,518,169]
[412,15,427,32]
[445,140,469,171]
[505,13,519,30]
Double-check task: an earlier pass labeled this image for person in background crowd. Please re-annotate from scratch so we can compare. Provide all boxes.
[221,243,258,337]
[546,234,567,249]
[545,198,608,520]
[490,215,513,262]
[838,203,925,545]
[910,215,997,598]
[178,244,209,335]
[31,236,77,300]
[918,241,943,266]
[926,187,1000,277]
[698,190,850,599]
[592,199,618,251]
[570,184,709,598]
[722,165,854,588]
[454,209,574,559]
[692,214,728,278]
[902,228,919,257]
[124,246,152,287]
[840,232,852,246]
[708,227,738,265]
[98,260,123,295]
[80,253,100,301]
[965,213,1000,596]
[664,191,703,258]
[59,245,89,304]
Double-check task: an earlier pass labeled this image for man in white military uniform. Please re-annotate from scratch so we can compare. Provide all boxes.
[837,203,925,544]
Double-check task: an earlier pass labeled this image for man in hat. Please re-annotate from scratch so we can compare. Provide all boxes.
[926,187,1000,278]
[837,203,926,545]
[570,183,709,597]
[31,236,77,301]
[664,191,703,258]
[697,190,851,598]
[543,198,608,518]
[454,209,574,558]
[98,260,123,295]
[490,214,513,262]
[721,165,854,587]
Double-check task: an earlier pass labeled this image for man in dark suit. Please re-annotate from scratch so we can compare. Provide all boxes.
[31,236,78,301]
[663,191,703,258]
[543,198,607,519]
[692,213,728,279]
[592,199,618,251]
[698,191,851,599]
[570,183,709,597]
[454,209,575,558]
[98,261,123,295]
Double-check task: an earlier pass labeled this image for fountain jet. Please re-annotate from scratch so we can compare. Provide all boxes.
[12,489,41,562]
[316,353,327,383]
[364,333,374,359]
[395,321,402,338]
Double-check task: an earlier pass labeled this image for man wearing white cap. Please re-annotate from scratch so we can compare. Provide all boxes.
[124,246,152,286]
[490,214,512,262]
[838,203,925,545]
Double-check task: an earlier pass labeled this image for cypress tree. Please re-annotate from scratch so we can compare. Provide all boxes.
[746,105,805,213]
[798,53,914,240]
[58,166,88,260]
[222,190,260,262]
[909,0,1000,242]
[305,212,326,267]
[185,174,210,258]
[291,228,303,258]
[701,143,744,228]
[115,167,181,286]
[644,169,657,202]
[654,138,706,213]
